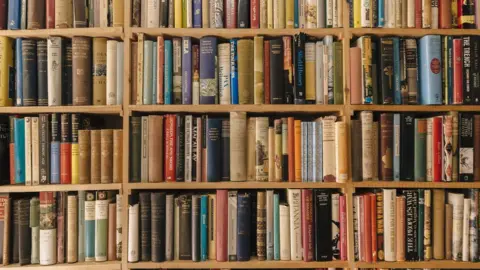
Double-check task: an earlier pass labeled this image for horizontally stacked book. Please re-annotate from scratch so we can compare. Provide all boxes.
[349,0,477,29]
[0,191,122,266]
[133,33,343,105]
[350,35,480,105]
[127,189,346,262]
[6,114,122,186]
[0,37,124,107]
[1,0,124,30]
[351,111,478,182]
[132,0,344,28]
[354,189,480,263]
[130,112,347,183]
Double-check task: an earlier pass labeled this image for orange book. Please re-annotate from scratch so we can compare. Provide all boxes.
[364,194,372,263]
[370,193,377,262]
[294,120,301,182]
[287,117,295,182]
[396,196,406,261]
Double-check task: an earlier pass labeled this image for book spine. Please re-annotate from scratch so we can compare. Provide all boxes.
[279,203,290,260]
[175,116,185,182]
[78,191,85,262]
[100,129,113,183]
[84,191,95,261]
[165,194,174,260]
[230,39,238,104]
[39,192,56,265]
[25,117,32,185]
[208,194,216,259]
[200,195,208,261]
[199,37,218,104]
[15,39,22,106]
[227,191,238,261]
[14,118,25,184]
[127,194,139,262]
[182,37,192,104]
[72,37,91,105]
[192,44,200,105]
[301,189,313,261]
[164,40,173,104]
[293,33,305,104]
[383,189,396,261]
[67,194,77,263]
[56,193,65,263]
[95,191,108,262]
[30,197,39,264]
[7,0,20,29]
[90,130,101,184]
[142,40,153,105]
[60,114,71,184]
[256,191,266,260]
[459,113,474,181]
[216,190,227,261]
[419,35,442,105]
[106,40,117,105]
[219,43,231,104]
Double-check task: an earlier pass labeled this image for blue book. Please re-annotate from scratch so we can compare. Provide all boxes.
[294,0,299,28]
[14,118,24,184]
[85,191,96,260]
[152,42,158,104]
[200,195,208,261]
[15,38,22,106]
[7,0,21,30]
[393,37,401,104]
[199,37,218,104]
[193,0,202,27]
[143,40,153,105]
[50,114,60,184]
[393,113,400,180]
[182,37,192,104]
[315,119,323,182]
[206,118,222,181]
[273,193,280,260]
[237,193,250,261]
[230,39,238,104]
[378,0,385,27]
[164,40,173,105]
[419,35,442,105]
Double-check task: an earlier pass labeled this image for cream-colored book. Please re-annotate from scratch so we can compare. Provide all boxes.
[462,198,470,262]
[268,127,275,182]
[25,117,32,186]
[165,194,174,260]
[106,40,118,105]
[431,0,438,29]
[174,197,180,260]
[274,120,282,182]
[446,203,453,260]
[136,34,144,105]
[115,194,122,260]
[218,43,231,104]
[448,192,464,262]
[336,0,343,27]
[286,0,294,28]
[383,189,397,262]
[208,194,217,260]
[273,0,280,28]
[278,0,285,28]
[322,116,336,182]
[254,36,264,104]
[67,195,78,263]
[147,0,160,27]
[401,0,407,27]
[230,112,247,181]
[422,0,432,28]
[385,0,395,28]
[99,0,109,27]
[396,196,405,261]
[127,199,139,262]
[361,111,373,180]
[113,0,124,26]
[247,117,256,181]
[287,189,301,260]
[394,0,402,27]
[407,0,415,27]
[256,117,269,182]
[31,117,39,185]
[360,0,371,27]
[305,42,316,102]
[425,189,432,260]
[55,0,73,28]
[267,0,273,28]
[279,204,290,260]
[335,121,347,183]
[260,0,267,27]
[47,37,62,106]
[372,122,379,180]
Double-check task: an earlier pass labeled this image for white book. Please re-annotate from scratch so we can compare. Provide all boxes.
[106,40,118,105]
[266,190,274,260]
[395,0,401,27]
[174,197,180,260]
[25,117,32,186]
[141,116,149,182]
[218,43,231,104]
[127,200,139,262]
[279,204,290,260]
[287,189,302,260]
[147,0,160,27]
[99,0,109,27]
[116,42,124,105]
[47,37,62,106]
[325,0,332,27]
[186,0,193,27]
[31,117,39,185]
[67,195,78,263]
[184,115,193,182]
[331,193,340,257]
[315,41,324,104]
[385,0,396,28]
[165,194,174,260]
[407,0,415,27]
[116,194,123,260]
[431,0,438,29]
[30,198,39,264]
[426,118,433,181]
[267,0,273,28]
[463,198,471,261]
[360,0,371,27]
[383,189,397,262]
[317,0,325,27]
[322,116,336,181]
[230,112,247,182]
[448,192,464,261]
[361,111,373,180]
[324,35,334,103]
[323,43,329,103]
[78,191,85,262]
[39,229,57,265]
[273,0,280,28]
[227,191,237,260]
[335,122,347,183]
[372,122,379,180]
[95,196,109,261]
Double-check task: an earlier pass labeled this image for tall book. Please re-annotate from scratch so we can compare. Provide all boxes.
[72,37,92,105]
[95,191,108,262]
[199,37,218,104]
[47,37,62,106]
[39,192,56,265]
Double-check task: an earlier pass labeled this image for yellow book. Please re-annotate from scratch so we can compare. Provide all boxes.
[237,39,254,104]
[305,42,316,102]
[0,37,12,106]
[71,144,79,184]
[286,0,294,28]
[267,0,273,28]
[354,0,361,28]
[175,0,183,28]
[112,0,124,27]
[253,36,264,104]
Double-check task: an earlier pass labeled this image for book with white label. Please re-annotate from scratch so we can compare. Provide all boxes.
[383,189,397,262]
[448,192,464,262]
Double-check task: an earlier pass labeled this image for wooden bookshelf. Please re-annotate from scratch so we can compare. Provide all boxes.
[1,261,121,270]
[354,260,480,269]
[129,104,345,113]
[0,105,123,115]
[349,27,480,37]
[126,182,346,191]
[0,27,124,38]
[0,183,122,193]
[350,104,480,112]
[352,181,480,189]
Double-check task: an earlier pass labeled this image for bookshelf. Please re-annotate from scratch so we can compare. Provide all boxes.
[2,261,122,270]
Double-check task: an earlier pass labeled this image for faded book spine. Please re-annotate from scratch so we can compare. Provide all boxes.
[67,194,77,263]
[72,37,92,105]
[47,37,62,106]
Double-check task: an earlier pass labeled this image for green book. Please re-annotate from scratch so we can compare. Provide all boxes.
[417,189,424,261]
[414,118,426,181]
[95,191,109,261]
[333,41,343,105]
[182,0,188,27]
[29,197,40,264]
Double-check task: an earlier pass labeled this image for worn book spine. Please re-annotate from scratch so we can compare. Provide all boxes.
[380,113,393,180]
[90,130,101,184]
[22,40,37,106]
[112,130,122,183]
[99,129,113,183]
[253,36,263,104]
[25,117,32,186]
[60,114,71,184]
[55,0,73,28]
[335,121,347,183]
[95,191,108,262]
[115,194,122,260]
[39,192,56,265]
[2,196,9,265]
[67,194,77,263]
[226,191,238,261]
[106,40,117,105]
[92,37,107,105]
[383,189,396,261]
[107,202,116,261]
[448,192,464,261]
[301,189,313,261]
[17,199,30,265]
[459,113,474,182]
[150,192,165,262]
[139,192,151,261]
[219,43,231,104]
[199,37,218,104]
[127,193,139,262]
[36,40,47,106]
[47,37,62,106]
[84,191,96,261]
[29,197,39,264]
[61,40,72,105]
[255,117,269,181]
[256,191,266,260]
[237,39,254,104]
[78,191,85,262]
[56,193,66,263]
[172,38,182,104]
[72,37,92,105]
[72,0,87,27]
[396,196,405,261]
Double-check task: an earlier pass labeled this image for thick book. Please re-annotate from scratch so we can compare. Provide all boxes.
[179,195,192,260]
[139,192,151,261]
[419,35,442,105]
[237,39,253,104]
[199,37,218,104]
[459,113,474,182]
[270,38,284,104]
[313,189,331,261]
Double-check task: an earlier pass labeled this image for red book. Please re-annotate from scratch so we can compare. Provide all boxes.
[339,195,347,261]
[226,0,237,28]
[370,193,377,262]
[9,143,14,184]
[157,36,165,104]
[60,143,71,184]
[0,0,6,29]
[250,0,259,28]
[264,40,270,104]
[164,115,176,182]
[287,117,295,182]
[359,196,365,261]
[216,190,228,262]
[301,189,313,262]
[46,0,55,28]
[415,0,422,28]
[192,44,200,104]
[364,194,372,263]
[457,0,463,28]
[439,0,452,28]
[453,39,463,104]
[432,116,443,182]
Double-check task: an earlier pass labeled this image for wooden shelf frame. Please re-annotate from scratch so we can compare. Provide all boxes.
[0,183,122,193]
[0,27,124,38]
[0,261,121,270]
[0,105,123,115]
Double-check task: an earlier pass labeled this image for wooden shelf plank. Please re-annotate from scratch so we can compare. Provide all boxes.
[353,181,480,189]
[131,27,344,38]
[350,104,480,112]
[2,261,121,270]
[0,27,124,38]
[127,182,346,190]
[0,105,122,114]
[127,260,348,269]
[355,260,480,269]
[0,183,122,193]
[129,104,344,113]
[350,28,480,37]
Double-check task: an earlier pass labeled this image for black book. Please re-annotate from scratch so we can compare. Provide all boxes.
[283,38,294,104]
[62,40,73,106]
[378,37,394,104]
[176,115,185,182]
[151,192,166,262]
[37,40,48,106]
[471,36,480,104]
[281,119,288,181]
[22,39,37,106]
[462,1,476,29]
[60,114,71,143]
[51,113,60,142]
[71,114,79,145]
[130,117,142,183]
[371,40,379,104]
[249,191,257,256]
[463,36,473,104]
[351,119,362,181]
[221,119,230,181]
[11,199,19,263]
[39,114,50,184]
[400,113,414,180]
[0,120,8,185]
[293,33,306,104]
[237,0,249,28]
[18,199,30,265]
[270,38,285,104]
[191,195,200,262]
[237,192,251,261]
[139,192,151,261]
[402,189,418,261]
[178,195,192,260]
[206,117,222,182]
[159,0,168,27]
[459,113,474,182]
[313,189,332,261]
[192,118,198,181]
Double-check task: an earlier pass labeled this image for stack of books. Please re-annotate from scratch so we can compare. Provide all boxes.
[127,189,346,262]
[130,113,347,183]
[0,191,122,266]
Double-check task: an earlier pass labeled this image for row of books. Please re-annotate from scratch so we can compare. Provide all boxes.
[133,34,343,105]
[127,189,346,262]
[348,0,479,29]
[0,37,124,107]
[354,189,480,263]
[0,191,122,266]
[350,35,480,105]
[351,111,477,182]
[129,113,347,183]
[5,114,122,186]
[132,0,344,29]
[1,0,124,30]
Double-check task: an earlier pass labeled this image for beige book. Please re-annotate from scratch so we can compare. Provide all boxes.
[238,39,254,104]
[462,198,470,262]
[336,0,343,27]
[202,0,209,27]
[267,0,273,28]
[395,0,402,27]
[100,129,113,184]
[407,0,415,27]
[395,196,406,261]
[91,130,102,184]
[108,203,116,261]
[67,195,78,263]
[208,194,216,260]
[106,40,118,105]
[136,34,145,105]
[230,112,247,181]
[305,42,316,102]
[287,189,301,260]
[361,111,373,180]
[174,197,179,260]
[433,189,445,260]
[268,127,275,182]
[278,0,285,28]
[445,203,453,260]
[112,0,124,26]
[279,204,290,260]
[256,117,269,182]
[31,117,39,185]
[424,189,432,260]
[113,130,123,183]
[247,117,256,181]
[286,0,294,28]
[383,189,397,262]
[422,0,432,28]
[79,130,91,184]
[448,192,464,261]
[401,0,408,27]
[254,36,264,104]
[335,121,347,183]
[218,43,231,104]
[322,116,336,182]
[372,122,379,180]
[274,120,282,182]
[93,38,107,105]
[99,0,109,27]
[55,0,73,28]
[148,116,163,182]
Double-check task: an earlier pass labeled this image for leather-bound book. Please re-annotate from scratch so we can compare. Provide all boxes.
[151,192,166,262]
[73,0,87,27]
[27,0,45,29]
[93,38,107,105]
[107,202,116,261]
[0,120,8,185]
[11,200,19,263]
[313,189,332,261]
[130,117,142,183]
[37,40,48,106]
[216,190,228,261]
[55,0,73,28]
[237,193,251,261]
[71,114,79,184]
[179,194,192,260]
[22,39,37,106]
[459,113,474,182]
[433,189,445,259]
[78,130,91,184]
[380,113,393,180]
[237,39,254,104]
[269,38,284,104]
[72,37,92,105]
[474,115,480,180]
[100,129,113,184]
[175,115,185,182]
[263,40,270,104]
[66,193,77,263]
[256,191,266,260]
[445,203,453,259]
[0,0,5,29]
[191,195,200,261]
[139,192,151,261]
[90,130,101,184]
[402,190,418,261]
[147,116,163,182]
[18,199,31,265]
[56,192,66,263]
[60,114,71,184]
[113,130,122,183]
[395,196,405,261]
[62,40,72,105]
[378,37,394,104]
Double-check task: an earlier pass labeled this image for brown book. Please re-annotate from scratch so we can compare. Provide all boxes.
[395,196,405,261]
[475,115,480,180]
[93,38,107,105]
[90,130,101,184]
[148,116,164,182]
[433,189,445,259]
[256,191,266,261]
[445,203,453,260]
[2,198,9,265]
[113,129,123,183]
[237,39,254,104]
[131,42,138,105]
[380,113,393,180]
[72,0,87,27]
[27,0,45,29]
[72,37,92,105]
[100,129,113,184]
[439,0,452,28]
[246,117,256,181]
[78,130,91,184]
[108,202,116,261]
[112,0,124,26]
[350,47,362,105]
[55,0,73,28]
